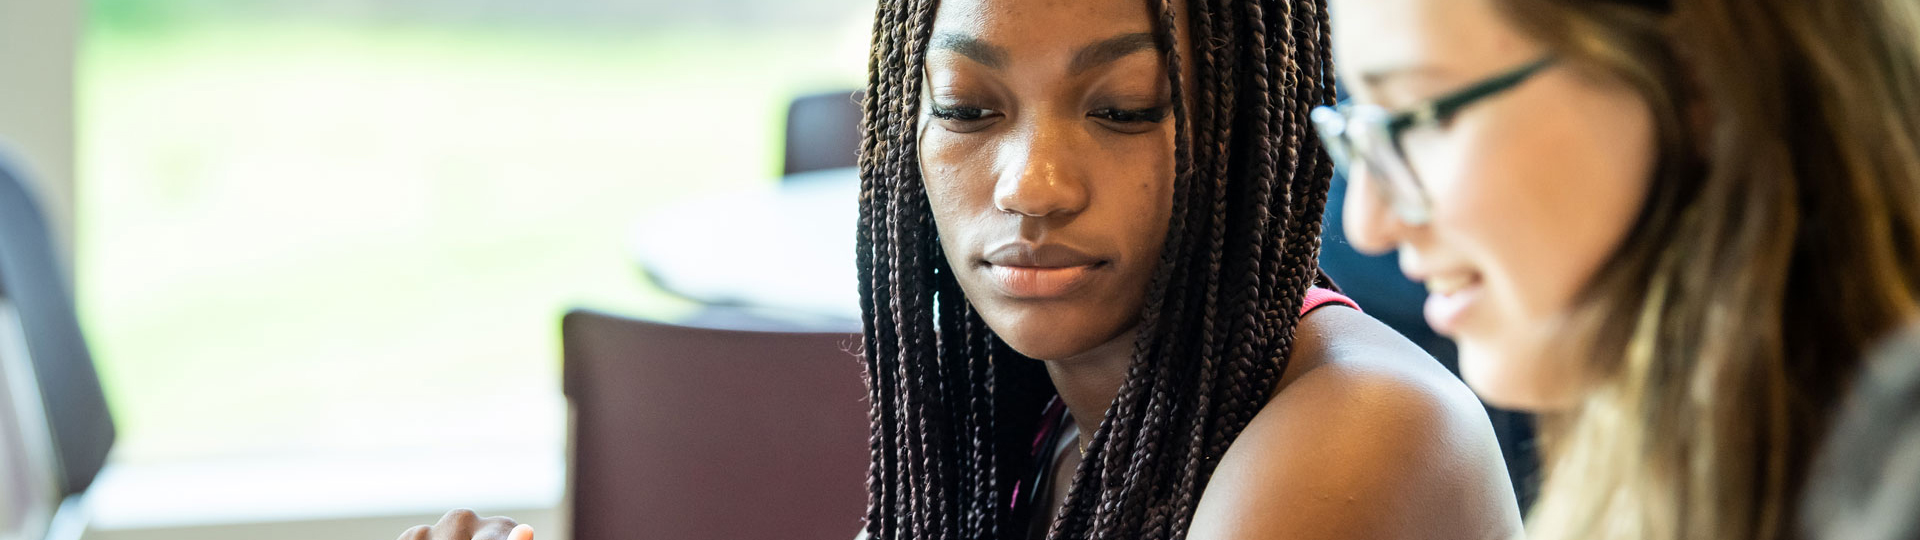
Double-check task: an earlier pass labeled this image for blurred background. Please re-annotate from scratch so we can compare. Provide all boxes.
[4,0,872,538]
[82,0,867,464]
[0,1,1536,538]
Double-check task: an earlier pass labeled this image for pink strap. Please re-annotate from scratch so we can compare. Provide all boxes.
[1011,287,1355,511]
[1301,286,1359,315]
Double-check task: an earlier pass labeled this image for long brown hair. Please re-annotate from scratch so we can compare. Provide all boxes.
[1492,0,1920,539]
[854,0,1337,538]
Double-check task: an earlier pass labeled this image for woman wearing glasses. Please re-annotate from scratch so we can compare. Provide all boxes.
[1316,0,1920,538]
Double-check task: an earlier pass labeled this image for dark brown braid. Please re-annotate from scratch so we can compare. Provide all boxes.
[856,0,1337,538]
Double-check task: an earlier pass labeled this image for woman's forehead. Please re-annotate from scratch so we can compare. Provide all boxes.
[1329,0,1531,96]
[929,0,1167,46]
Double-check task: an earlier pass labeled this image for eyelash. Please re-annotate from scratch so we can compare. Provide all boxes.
[929,105,989,121]
[930,105,1169,126]
[1091,107,1168,124]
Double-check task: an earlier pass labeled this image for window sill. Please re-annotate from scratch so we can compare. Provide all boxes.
[78,448,567,540]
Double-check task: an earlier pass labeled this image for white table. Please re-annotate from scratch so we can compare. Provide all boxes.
[629,167,863,326]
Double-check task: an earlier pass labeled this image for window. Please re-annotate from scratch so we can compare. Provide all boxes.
[77,0,869,519]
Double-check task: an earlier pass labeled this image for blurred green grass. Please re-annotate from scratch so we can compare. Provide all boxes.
[77,18,866,462]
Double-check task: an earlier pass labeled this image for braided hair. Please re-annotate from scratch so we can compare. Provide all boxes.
[855,0,1337,538]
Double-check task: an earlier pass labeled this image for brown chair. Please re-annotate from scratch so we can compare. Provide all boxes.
[561,309,870,540]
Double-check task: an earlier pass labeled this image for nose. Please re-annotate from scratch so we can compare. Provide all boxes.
[993,120,1089,218]
[1340,166,1412,254]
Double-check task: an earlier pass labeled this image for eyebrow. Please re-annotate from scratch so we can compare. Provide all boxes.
[932,33,1009,69]
[929,32,1163,75]
[1347,65,1452,107]
[1359,65,1453,92]
[1067,32,1161,76]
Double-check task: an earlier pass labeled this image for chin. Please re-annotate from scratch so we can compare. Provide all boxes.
[992,320,1096,361]
[976,305,1115,362]
[998,337,1077,362]
[1456,337,1586,412]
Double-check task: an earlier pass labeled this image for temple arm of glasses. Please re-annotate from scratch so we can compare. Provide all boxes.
[1387,56,1557,133]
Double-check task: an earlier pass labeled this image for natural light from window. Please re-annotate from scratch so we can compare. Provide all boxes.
[76,0,869,473]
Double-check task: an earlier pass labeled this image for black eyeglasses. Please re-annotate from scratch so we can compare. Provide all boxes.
[1311,56,1555,224]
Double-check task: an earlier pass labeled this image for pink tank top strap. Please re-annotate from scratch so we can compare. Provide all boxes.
[1011,287,1355,514]
[1300,286,1359,315]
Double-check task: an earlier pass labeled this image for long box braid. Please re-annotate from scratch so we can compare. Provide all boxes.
[856,0,1338,538]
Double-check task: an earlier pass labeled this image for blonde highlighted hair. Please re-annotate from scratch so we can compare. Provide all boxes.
[1489,0,1920,539]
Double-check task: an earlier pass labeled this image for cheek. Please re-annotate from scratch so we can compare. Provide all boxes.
[1428,85,1654,317]
[1417,78,1655,410]
[919,130,995,237]
[1102,124,1177,218]
[1090,132,1176,283]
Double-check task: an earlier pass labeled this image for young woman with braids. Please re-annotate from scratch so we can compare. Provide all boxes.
[396,0,1524,538]
[1316,0,1920,538]
[854,0,1520,539]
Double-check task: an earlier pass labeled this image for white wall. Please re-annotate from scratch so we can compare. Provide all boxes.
[0,0,80,267]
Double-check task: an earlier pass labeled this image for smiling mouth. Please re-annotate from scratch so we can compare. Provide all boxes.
[1423,273,1479,297]
[1418,271,1484,334]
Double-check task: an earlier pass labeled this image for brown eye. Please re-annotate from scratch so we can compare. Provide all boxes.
[1089,107,1167,124]
[930,104,999,133]
[1089,106,1168,134]
[931,105,986,120]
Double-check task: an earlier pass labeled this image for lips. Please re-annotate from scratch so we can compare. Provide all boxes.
[1423,273,1478,297]
[1412,270,1483,335]
[983,242,1103,268]
[979,242,1107,299]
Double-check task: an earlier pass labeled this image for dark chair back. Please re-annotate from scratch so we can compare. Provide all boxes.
[561,309,869,540]
[782,90,864,177]
[0,152,114,497]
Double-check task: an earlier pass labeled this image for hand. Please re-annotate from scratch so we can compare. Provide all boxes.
[397,509,535,540]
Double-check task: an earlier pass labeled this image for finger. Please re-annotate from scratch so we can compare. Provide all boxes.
[431,509,479,540]
[470,516,519,540]
[509,524,536,540]
[396,525,432,540]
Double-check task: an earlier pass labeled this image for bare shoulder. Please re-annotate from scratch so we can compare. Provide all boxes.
[1186,306,1522,540]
